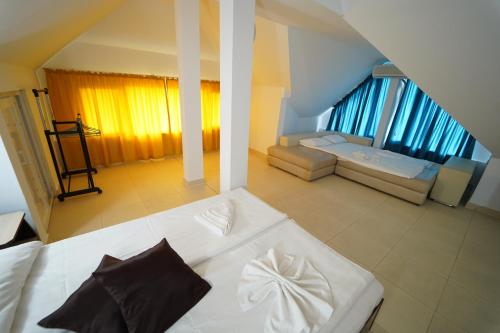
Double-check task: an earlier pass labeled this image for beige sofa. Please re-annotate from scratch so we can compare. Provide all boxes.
[267,131,438,205]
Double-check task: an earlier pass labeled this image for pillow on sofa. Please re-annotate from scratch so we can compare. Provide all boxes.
[93,238,211,333]
[322,134,347,144]
[38,255,127,333]
[299,137,331,148]
[0,241,43,333]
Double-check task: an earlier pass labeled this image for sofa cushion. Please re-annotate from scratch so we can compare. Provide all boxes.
[268,156,335,181]
[268,145,336,171]
[336,160,438,193]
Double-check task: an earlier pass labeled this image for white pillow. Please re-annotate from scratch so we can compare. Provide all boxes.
[0,241,43,333]
[299,137,332,148]
[322,134,347,144]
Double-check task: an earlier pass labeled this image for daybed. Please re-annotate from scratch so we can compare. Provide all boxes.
[268,131,438,205]
[3,188,384,333]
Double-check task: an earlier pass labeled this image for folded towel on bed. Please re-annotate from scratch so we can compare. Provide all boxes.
[194,200,234,236]
[238,248,333,333]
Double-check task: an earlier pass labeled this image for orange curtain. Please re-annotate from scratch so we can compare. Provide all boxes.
[200,81,220,151]
[46,70,220,169]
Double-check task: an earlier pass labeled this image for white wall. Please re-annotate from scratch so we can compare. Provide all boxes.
[252,16,290,88]
[249,85,286,153]
[472,141,492,163]
[0,136,31,223]
[316,108,333,131]
[469,158,500,213]
[249,17,290,153]
[343,0,500,156]
[0,63,40,112]
[287,26,383,117]
[42,41,220,80]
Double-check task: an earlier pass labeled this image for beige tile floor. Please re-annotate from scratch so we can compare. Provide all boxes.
[48,151,500,333]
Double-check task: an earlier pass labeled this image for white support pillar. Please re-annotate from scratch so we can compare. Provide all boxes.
[219,0,256,192]
[174,0,204,183]
[373,79,401,148]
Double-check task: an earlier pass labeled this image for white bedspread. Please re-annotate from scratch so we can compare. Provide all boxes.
[169,220,375,333]
[11,188,287,333]
[312,143,432,178]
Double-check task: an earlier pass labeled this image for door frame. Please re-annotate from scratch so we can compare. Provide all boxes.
[0,90,53,242]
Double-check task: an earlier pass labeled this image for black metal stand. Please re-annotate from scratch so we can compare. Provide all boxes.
[44,119,102,201]
[33,88,102,201]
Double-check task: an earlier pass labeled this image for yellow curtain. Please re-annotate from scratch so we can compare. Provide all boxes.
[45,69,220,169]
[200,81,220,151]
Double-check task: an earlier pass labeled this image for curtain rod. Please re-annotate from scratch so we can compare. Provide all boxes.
[43,68,220,83]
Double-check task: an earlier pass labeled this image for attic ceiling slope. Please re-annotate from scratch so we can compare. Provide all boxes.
[0,0,124,68]
[343,0,500,156]
[287,27,383,118]
[256,0,363,40]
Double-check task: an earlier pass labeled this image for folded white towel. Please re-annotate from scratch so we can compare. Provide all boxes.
[194,200,234,236]
[238,248,333,333]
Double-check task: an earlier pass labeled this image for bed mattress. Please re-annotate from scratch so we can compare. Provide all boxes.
[169,220,382,333]
[11,188,287,333]
[308,143,432,179]
[337,159,438,193]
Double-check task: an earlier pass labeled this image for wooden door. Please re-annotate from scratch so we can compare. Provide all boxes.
[0,93,52,239]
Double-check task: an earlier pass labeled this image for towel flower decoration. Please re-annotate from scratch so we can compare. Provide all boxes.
[237,248,333,333]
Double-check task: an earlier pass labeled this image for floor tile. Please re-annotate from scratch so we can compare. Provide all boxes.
[437,281,500,333]
[426,313,467,333]
[328,226,392,270]
[374,276,434,333]
[390,234,458,278]
[375,252,447,310]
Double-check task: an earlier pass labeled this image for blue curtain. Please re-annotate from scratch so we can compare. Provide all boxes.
[384,80,475,164]
[327,75,390,138]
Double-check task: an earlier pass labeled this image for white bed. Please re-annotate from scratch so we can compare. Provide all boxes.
[303,142,432,179]
[7,188,383,333]
[169,220,383,333]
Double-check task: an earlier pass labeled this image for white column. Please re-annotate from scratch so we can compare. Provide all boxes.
[373,79,401,148]
[174,0,204,182]
[219,0,256,192]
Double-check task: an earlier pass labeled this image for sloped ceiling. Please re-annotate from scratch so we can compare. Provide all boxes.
[256,0,362,40]
[0,0,123,68]
[343,0,500,156]
[287,27,383,117]
[76,0,219,62]
[254,0,383,117]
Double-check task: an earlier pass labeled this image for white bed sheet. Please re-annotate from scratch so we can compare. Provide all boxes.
[333,279,384,333]
[169,220,380,333]
[11,188,287,333]
[308,142,432,179]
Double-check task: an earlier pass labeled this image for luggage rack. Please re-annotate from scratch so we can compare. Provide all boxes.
[33,88,102,201]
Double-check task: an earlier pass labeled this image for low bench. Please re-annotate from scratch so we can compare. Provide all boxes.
[267,145,336,181]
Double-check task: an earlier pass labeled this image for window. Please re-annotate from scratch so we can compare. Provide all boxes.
[327,75,390,138]
[384,80,475,163]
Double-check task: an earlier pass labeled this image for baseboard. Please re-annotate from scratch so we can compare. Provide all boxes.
[465,202,500,219]
[248,148,267,159]
[183,178,205,187]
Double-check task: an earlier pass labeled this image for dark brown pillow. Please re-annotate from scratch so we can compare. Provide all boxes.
[92,238,211,333]
[38,255,128,333]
